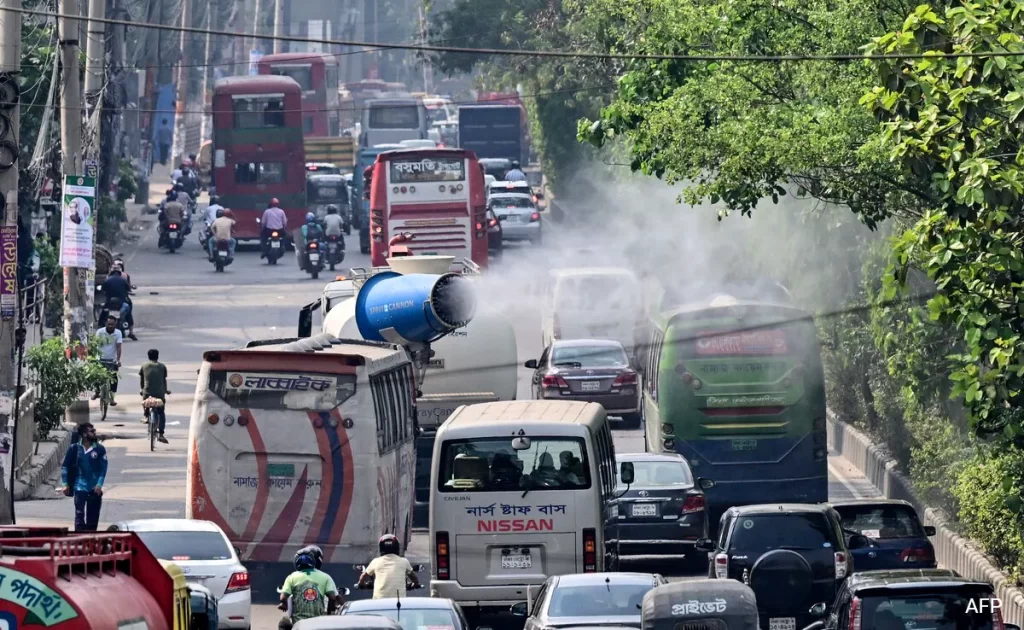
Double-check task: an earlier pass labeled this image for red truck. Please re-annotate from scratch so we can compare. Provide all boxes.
[0,526,176,629]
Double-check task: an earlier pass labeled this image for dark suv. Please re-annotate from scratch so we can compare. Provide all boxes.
[806,569,1021,630]
[697,503,865,630]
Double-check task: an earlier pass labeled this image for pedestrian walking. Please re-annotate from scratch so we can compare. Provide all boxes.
[140,349,170,444]
[157,119,173,165]
[59,423,108,531]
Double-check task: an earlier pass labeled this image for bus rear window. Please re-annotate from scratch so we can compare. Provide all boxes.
[556,276,637,312]
[369,106,420,129]
[438,437,590,492]
[208,371,356,411]
[234,162,285,185]
[271,65,313,91]
[232,95,286,128]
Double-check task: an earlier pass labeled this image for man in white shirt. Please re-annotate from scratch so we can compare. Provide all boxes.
[322,205,345,237]
[203,196,224,226]
[357,534,420,599]
[93,316,122,404]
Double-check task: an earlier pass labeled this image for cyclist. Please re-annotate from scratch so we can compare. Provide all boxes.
[357,534,421,599]
[139,349,169,444]
[92,316,122,407]
[277,548,342,629]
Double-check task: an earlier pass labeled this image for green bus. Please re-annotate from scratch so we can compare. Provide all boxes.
[637,295,828,530]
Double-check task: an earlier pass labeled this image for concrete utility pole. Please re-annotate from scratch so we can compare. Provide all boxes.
[60,0,89,425]
[251,0,263,59]
[0,0,22,525]
[200,4,213,143]
[83,0,105,326]
[171,0,192,165]
[273,0,285,54]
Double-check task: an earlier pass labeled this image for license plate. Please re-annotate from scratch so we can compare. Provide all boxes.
[309,254,320,262]
[169,231,177,238]
[218,250,228,257]
[732,439,757,451]
[631,503,657,517]
[271,241,281,248]
[329,244,337,251]
[501,553,532,569]
[581,381,601,392]
[769,619,795,630]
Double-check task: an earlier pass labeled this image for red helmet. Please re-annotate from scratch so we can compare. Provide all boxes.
[223,209,234,219]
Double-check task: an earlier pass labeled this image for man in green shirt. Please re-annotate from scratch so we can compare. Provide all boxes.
[139,348,170,443]
[278,548,341,628]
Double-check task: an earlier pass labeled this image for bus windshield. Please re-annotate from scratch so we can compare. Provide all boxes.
[208,371,356,411]
[438,437,590,492]
[271,66,313,91]
[369,106,420,129]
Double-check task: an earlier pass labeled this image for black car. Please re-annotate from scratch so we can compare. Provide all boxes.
[831,499,937,572]
[805,569,1021,630]
[615,453,714,565]
[525,339,641,427]
[697,503,866,630]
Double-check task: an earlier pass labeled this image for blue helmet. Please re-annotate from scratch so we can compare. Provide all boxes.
[306,212,316,224]
[294,549,316,571]
[298,545,324,569]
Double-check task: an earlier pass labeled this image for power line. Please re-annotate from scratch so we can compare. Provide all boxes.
[6,4,1024,63]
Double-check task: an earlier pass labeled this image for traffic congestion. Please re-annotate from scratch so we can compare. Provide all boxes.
[4,81,1016,630]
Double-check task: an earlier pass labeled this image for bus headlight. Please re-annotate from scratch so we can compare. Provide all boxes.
[661,423,674,435]
[328,417,339,428]
[663,438,675,450]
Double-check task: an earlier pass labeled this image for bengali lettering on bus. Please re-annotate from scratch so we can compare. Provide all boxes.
[695,329,788,356]
[226,372,334,392]
[389,157,465,183]
[464,503,567,532]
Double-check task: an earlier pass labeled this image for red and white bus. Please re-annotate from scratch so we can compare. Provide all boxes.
[368,148,488,268]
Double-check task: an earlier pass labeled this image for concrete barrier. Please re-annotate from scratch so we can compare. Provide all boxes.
[827,413,1024,625]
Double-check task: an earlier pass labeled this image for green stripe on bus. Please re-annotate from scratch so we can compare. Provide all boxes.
[219,193,306,209]
[216,126,304,145]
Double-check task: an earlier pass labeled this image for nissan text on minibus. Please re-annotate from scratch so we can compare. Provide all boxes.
[186,334,418,601]
[429,400,629,615]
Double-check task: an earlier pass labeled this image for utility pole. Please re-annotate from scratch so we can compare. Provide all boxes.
[0,0,22,525]
[83,0,105,329]
[171,0,192,165]
[273,0,285,54]
[200,5,213,143]
[419,2,432,92]
[251,0,263,62]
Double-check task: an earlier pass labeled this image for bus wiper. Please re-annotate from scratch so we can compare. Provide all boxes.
[521,476,537,499]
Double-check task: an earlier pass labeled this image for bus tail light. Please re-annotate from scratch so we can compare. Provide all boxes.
[236,413,249,427]
[401,186,407,193]
[681,494,705,514]
[714,553,729,578]
[207,414,219,425]
[900,547,934,564]
[663,438,675,450]
[541,374,569,390]
[226,571,250,593]
[436,531,450,579]
[848,597,862,630]
[582,528,597,572]
[475,222,484,231]
[530,212,540,222]
[835,551,848,579]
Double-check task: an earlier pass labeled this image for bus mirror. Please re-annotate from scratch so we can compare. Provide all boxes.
[619,462,635,485]
[511,437,531,451]
[698,477,715,490]
[524,359,538,369]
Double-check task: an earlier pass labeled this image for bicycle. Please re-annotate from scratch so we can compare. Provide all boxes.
[142,397,165,451]
[98,362,119,421]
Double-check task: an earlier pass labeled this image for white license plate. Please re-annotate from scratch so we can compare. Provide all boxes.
[501,554,532,569]
[631,503,658,517]
[770,618,796,630]
[271,241,281,248]
[169,231,178,238]
[309,254,320,262]
[218,250,228,257]
[328,244,337,251]
[581,381,601,392]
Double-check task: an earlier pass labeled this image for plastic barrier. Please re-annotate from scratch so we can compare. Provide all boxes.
[354,272,475,344]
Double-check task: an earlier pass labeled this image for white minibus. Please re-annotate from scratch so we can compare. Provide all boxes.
[429,401,630,614]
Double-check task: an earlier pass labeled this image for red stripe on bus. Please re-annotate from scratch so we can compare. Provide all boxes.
[189,439,238,539]
[305,411,335,546]
[204,352,361,374]
[327,408,355,558]
[240,408,270,556]
[251,467,310,561]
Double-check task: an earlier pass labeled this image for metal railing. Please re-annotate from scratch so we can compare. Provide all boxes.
[347,257,482,289]
[13,277,48,477]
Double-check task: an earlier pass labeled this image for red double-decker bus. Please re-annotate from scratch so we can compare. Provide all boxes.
[211,75,308,240]
[368,148,488,268]
[258,52,340,137]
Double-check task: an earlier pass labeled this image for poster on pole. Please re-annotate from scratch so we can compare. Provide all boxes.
[0,225,16,320]
[58,175,97,270]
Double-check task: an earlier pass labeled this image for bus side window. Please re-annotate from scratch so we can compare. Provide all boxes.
[650,330,664,401]
[372,374,386,452]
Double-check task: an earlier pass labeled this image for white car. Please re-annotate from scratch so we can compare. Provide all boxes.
[490,192,541,245]
[111,518,251,629]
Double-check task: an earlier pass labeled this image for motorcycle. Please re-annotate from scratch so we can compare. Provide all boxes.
[266,230,285,265]
[198,223,211,252]
[97,296,131,337]
[303,239,325,280]
[211,239,234,272]
[165,222,184,253]
[326,234,345,270]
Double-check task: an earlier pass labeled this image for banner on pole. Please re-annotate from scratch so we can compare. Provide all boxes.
[58,175,97,269]
[0,225,16,320]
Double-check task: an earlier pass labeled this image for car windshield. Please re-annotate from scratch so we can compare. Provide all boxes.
[438,437,590,492]
[346,608,458,630]
[548,583,650,618]
[862,591,996,630]
[490,196,534,209]
[551,345,628,367]
[619,460,693,488]
[835,504,925,539]
[729,514,833,553]
[135,531,233,561]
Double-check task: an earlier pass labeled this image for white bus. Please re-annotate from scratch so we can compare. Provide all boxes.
[361,98,428,147]
[186,334,418,601]
[541,268,645,360]
[429,401,628,614]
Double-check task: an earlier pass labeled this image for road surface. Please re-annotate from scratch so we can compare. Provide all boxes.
[14,209,881,629]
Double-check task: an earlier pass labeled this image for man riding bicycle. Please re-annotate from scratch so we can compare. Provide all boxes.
[357,534,421,599]
[278,547,342,628]
[93,316,122,406]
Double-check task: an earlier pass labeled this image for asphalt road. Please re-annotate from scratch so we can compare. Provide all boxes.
[14,208,881,629]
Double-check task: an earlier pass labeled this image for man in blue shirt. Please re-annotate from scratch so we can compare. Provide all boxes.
[60,423,108,531]
[504,160,528,182]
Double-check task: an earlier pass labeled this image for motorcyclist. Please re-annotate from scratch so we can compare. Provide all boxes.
[277,548,341,629]
[260,198,288,258]
[174,184,194,232]
[296,212,324,269]
[504,160,527,182]
[160,193,185,247]
[323,205,345,238]
[208,209,237,260]
[203,195,224,226]
[100,267,137,340]
[357,534,420,600]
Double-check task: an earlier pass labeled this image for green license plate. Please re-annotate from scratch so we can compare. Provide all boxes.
[267,463,295,477]
[731,439,757,451]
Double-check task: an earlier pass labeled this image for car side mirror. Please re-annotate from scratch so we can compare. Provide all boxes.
[809,602,828,618]
[848,534,870,549]
[695,538,716,552]
[697,477,715,490]
[342,587,351,596]
[619,461,635,485]
[924,525,936,536]
[1004,624,1019,630]
[411,564,425,572]
[510,602,528,617]
[524,359,538,369]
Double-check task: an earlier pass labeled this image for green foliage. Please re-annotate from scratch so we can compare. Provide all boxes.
[25,338,112,440]
[116,159,138,203]
[952,448,1024,582]
[864,1,1024,446]
[97,197,126,246]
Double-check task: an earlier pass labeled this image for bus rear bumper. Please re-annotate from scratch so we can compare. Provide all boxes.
[703,475,829,507]
[429,580,540,612]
